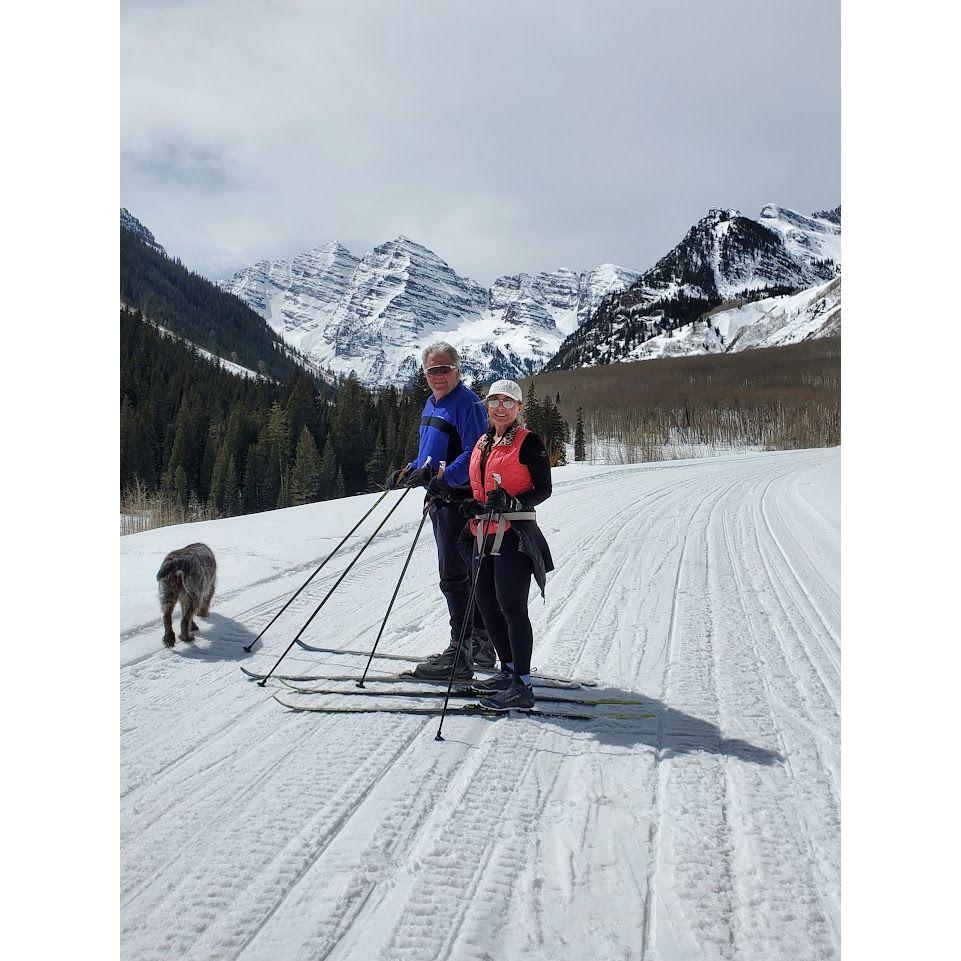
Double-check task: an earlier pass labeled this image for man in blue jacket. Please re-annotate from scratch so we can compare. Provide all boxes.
[387,342,493,681]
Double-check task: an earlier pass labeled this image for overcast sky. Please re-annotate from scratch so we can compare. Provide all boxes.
[121,0,839,287]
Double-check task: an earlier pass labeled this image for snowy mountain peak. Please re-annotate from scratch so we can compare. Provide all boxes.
[226,236,639,385]
[703,207,742,224]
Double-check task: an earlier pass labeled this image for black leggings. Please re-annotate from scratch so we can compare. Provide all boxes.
[470,528,535,676]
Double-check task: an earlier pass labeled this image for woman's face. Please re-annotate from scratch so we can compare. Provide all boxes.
[487,394,522,431]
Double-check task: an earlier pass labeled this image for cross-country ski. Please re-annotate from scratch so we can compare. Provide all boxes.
[278,678,648,707]
[241,664,591,691]
[272,693,652,723]
[291,640,593,685]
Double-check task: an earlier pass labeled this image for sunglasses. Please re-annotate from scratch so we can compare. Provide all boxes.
[425,364,457,376]
[486,397,517,409]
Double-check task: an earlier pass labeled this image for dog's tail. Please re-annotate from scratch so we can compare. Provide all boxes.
[157,559,185,582]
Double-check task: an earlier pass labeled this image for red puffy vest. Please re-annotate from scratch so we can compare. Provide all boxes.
[468,426,534,535]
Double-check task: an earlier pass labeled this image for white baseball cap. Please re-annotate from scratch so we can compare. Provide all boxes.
[484,379,523,402]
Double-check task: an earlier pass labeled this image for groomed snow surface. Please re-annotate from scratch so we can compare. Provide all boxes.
[120,448,840,961]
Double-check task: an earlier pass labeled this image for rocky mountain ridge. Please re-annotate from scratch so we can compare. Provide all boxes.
[224,238,640,384]
[546,204,841,370]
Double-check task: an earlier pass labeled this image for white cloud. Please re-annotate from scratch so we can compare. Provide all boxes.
[121,0,840,285]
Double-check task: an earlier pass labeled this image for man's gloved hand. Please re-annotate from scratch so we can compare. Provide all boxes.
[484,488,521,513]
[426,475,451,502]
[385,468,407,490]
[460,498,484,519]
[403,462,439,488]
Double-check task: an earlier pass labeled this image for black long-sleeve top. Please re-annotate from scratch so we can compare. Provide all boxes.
[515,432,552,510]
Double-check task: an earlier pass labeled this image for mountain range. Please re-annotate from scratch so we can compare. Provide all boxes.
[224,203,839,384]
[223,240,640,384]
[122,203,840,387]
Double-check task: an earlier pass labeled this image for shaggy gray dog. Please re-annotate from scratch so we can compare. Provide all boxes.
[157,543,217,647]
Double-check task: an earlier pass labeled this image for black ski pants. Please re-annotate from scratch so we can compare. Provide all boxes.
[430,501,486,647]
[470,528,535,677]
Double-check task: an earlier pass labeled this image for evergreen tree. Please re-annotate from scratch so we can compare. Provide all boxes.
[317,443,338,500]
[364,432,391,490]
[524,380,542,437]
[411,366,430,403]
[264,402,291,507]
[574,407,586,462]
[290,427,322,505]
[539,394,568,467]
[277,468,292,510]
[329,375,373,494]
[162,395,202,503]
[284,374,318,448]
[221,452,239,515]
[242,433,272,513]
[169,464,189,510]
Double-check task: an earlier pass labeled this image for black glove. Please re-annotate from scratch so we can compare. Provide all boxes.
[426,475,452,502]
[403,463,438,488]
[484,488,521,513]
[385,468,406,490]
[460,498,484,519]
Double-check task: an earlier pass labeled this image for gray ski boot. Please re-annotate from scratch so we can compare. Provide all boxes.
[413,643,474,683]
[471,628,497,669]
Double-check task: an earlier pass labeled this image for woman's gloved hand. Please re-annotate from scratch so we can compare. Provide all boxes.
[484,488,521,513]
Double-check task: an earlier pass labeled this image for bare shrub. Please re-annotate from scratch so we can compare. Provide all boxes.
[121,480,217,535]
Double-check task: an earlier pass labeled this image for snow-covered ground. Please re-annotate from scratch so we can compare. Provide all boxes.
[120,447,840,961]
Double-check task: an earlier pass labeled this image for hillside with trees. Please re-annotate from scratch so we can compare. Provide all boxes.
[120,227,317,384]
[120,308,428,532]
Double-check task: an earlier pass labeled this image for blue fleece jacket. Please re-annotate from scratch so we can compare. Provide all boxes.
[409,382,488,488]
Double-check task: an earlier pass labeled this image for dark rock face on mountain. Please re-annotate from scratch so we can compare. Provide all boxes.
[812,205,841,226]
[546,205,841,370]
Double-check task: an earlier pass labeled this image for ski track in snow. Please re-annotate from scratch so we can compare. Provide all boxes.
[120,448,840,961]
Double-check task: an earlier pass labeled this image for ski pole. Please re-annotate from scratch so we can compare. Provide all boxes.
[357,500,432,688]
[256,486,414,686]
[243,485,397,653]
[435,506,496,742]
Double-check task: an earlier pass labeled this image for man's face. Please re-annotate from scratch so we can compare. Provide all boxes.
[424,352,461,400]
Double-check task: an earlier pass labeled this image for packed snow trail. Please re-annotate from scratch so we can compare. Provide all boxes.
[120,448,840,961]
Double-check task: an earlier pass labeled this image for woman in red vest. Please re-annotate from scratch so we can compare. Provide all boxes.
[463,379,554,711]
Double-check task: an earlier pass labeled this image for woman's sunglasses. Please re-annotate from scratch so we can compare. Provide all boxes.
[486,397,517,409]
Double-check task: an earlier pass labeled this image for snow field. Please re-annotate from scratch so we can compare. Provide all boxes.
[120,448,840,960]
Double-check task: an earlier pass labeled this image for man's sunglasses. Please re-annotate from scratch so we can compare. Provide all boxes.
[486,397,517,409]
[425,364,457,376]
